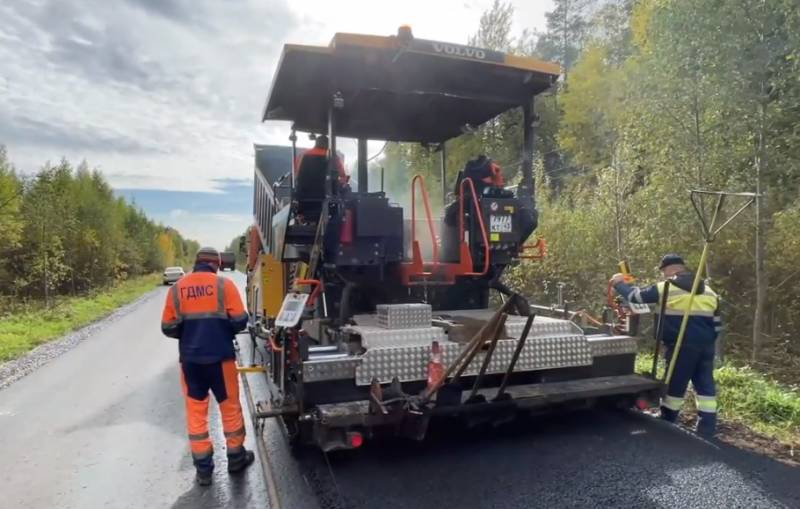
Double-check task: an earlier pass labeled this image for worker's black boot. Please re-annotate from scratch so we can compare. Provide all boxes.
[195,468,213,486]
[227,448,256,474]
[193,452,214,486]
[695,411,717,439]
[659,406,679,424]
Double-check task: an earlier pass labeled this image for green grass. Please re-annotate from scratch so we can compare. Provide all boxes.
[636,353,800,444]
[0,274,161,362]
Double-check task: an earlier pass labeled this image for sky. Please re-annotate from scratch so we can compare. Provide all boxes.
[0,0,553,249]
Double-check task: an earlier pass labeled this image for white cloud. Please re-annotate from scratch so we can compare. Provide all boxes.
[163,213,251,250]
[1,1,552,181]
[0,0,297,189]
[207,213,251,223]
[0,0,553,243]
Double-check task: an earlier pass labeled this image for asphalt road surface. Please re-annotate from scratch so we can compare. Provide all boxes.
[284,411,800,509]
[1,272,799,509]
[0,273,269,509]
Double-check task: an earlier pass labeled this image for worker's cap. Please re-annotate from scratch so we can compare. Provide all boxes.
[659,254,685,270]
[195,246,220,265]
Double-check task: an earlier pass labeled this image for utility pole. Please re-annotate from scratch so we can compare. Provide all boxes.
[752,93,767,363]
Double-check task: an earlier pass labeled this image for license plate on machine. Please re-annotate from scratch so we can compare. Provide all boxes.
[489,214,512,233]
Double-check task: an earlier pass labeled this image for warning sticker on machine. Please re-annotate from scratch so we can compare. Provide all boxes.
[489,214,512,233]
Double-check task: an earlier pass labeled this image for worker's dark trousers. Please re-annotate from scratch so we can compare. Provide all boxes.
[662,342,717,436]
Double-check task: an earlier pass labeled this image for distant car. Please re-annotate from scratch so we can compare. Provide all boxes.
[162,266,185,285]
[220,252,236,271]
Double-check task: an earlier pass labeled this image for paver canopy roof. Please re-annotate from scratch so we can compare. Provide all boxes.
[263,29,560,143]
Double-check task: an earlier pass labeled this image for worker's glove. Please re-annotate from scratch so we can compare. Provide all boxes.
[610,273,625,285]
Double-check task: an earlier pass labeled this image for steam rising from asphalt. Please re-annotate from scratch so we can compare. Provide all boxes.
[368,155,446,261]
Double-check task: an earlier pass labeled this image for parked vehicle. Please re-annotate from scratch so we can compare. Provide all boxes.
[220,252,236,271]
[162,266,185,285]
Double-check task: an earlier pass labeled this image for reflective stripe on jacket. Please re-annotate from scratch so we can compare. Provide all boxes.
[653,280,720,345]
[614,272,721,346]
[161,265,249,363]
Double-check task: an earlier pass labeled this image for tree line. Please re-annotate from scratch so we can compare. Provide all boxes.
[380,0,800,378]
[0,146,198,307]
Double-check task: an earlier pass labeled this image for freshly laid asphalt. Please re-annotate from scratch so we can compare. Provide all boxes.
[286,410,800,509]
[1,272,798,508]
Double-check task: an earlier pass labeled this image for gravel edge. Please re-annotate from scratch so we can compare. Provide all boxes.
[0,289,162,391]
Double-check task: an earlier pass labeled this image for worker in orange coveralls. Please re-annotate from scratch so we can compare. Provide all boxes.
[161,246,253,486]
[294,134,349,187]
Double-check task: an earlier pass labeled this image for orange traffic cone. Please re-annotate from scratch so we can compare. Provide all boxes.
[427,341,444,393]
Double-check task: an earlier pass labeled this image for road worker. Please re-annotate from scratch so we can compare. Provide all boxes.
[442,155,507,262]
[294,134,349,188]
[611,254,722,437]
[161,246,253,486]
[466,154,505,192]
[293,135,349,221]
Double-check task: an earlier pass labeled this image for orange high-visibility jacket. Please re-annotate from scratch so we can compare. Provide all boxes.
[485,161,505,187]
[294,147,349,185]
[161,266,249,363]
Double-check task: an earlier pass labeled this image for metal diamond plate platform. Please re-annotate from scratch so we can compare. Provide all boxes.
[343,325,446,348]
[505,315,583,338]
[586,335,638,357]
[303,314,639,385]
[355,333,593,385]
[376,303,432,329]
[303,357,360,382]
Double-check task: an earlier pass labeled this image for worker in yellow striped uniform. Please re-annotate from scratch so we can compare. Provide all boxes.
[612,254,722,437]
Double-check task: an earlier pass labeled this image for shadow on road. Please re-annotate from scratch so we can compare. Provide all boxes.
[171,472,255,509]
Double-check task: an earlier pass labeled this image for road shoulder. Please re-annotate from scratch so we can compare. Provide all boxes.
[0,288,161,390]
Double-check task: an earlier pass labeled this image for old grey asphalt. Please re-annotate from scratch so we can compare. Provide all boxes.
[0,274,269,509]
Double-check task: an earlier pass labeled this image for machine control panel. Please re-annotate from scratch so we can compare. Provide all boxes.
[275,292,310,328]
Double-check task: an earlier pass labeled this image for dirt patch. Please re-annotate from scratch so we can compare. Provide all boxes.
[715,420,799,466]
[675,410,799,467]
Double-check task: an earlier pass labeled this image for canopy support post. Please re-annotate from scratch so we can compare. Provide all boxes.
[357,138,368,193]
[440,142,447,204]
[521,99,535,209]
[289,127,297,190]
[327,92,343,197]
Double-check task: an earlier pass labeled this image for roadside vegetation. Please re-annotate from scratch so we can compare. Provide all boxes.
[0,147,197,306]
[0,149,198,360]
[715,366,800,444]
[0,274,161,362]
